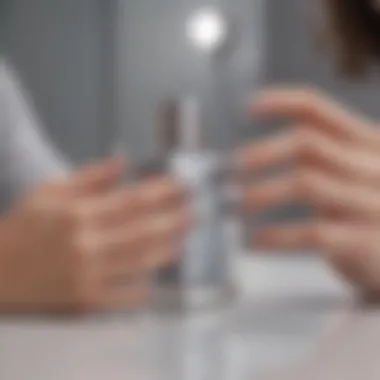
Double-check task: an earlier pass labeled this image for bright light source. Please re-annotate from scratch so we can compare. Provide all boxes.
[186,8,227,52]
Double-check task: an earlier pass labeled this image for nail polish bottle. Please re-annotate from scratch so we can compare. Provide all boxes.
[151,95,239,312]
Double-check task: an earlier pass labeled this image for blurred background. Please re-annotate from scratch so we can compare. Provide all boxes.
[0,3,372,377]
[1,0,380,162]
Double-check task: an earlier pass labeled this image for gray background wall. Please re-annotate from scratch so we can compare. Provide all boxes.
[1,0,380,162]
[116,0,380,163]
[0,0,107,163]
[115,0,265,161]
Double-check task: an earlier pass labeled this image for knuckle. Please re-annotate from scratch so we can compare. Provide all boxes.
[142,214,177,245]
[147,176,185,202]
[297,128,321,162]
[71,229,100,258]
[297,86,322,104]
[296,86,324,117]
[63,204,92,230]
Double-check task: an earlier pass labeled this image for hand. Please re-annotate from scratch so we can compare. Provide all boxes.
[0,157,189,313]
[238,87,380,295]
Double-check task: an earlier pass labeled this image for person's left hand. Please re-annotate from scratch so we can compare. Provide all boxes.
[237,87,380,295]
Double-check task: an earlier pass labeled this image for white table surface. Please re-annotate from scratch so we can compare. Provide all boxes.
[0,252,375,380]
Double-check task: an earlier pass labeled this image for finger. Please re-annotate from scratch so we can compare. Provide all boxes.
[242,173,295,212]
[238,126,380,188]
[105,240,180,278]
[298,129,380,185]
[74,186,143,228]
[255,222,340,251]
[69,156,126,196]
[236,132,297,173]
[236,127,380,185]
[255,222,374,252]
[78,219,147,265]
[243,169,380,220]
[250,88,378,145]
[303,171,380,220]
[139,175,186,206]
[136,176,187,212]
[75,176,187,229]
[142,207,190,246]
[94,207,190,266]
[255,223,380,291]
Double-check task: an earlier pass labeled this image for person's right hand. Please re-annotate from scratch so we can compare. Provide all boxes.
[0,157,189,313]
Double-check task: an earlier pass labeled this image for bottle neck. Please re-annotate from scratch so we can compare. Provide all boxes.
[178,95,203,154]
[156,95,206,156]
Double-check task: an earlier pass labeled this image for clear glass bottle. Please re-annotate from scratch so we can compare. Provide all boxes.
[151,95,238,312]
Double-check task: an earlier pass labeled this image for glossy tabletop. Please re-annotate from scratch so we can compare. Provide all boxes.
[0,253,377,380]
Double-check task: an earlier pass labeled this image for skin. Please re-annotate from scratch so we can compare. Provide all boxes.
[0,156,189,313]
[2,86,380,311]
[239,87,380,296]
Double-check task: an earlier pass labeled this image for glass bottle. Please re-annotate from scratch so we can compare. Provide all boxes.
[151,95,239,312]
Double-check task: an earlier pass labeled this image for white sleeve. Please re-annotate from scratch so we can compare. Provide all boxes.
[0,60,71,208]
